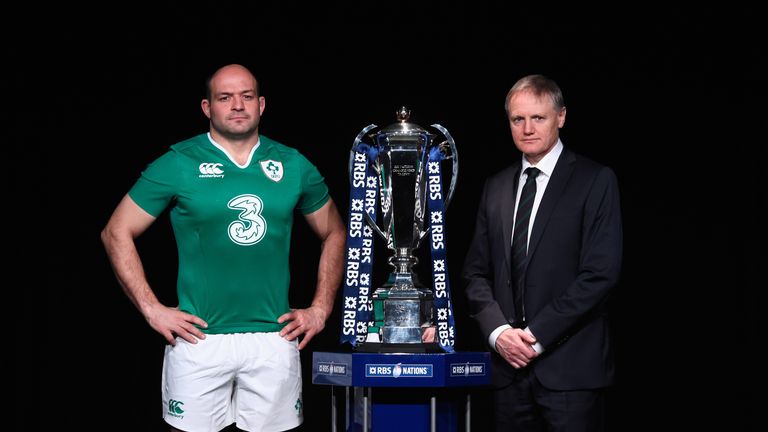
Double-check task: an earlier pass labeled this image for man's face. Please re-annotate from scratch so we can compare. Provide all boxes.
[507,90,566,164]
[203,66,265,140]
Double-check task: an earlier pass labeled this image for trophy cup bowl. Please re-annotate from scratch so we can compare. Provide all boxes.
[350,107,458,352]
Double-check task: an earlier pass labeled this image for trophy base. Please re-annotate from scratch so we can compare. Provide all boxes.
[355,342,444,353]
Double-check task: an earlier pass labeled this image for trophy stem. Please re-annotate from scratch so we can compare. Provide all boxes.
[389,247,417,276]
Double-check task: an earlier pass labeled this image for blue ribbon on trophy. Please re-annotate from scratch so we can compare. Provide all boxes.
[341,144,378,346]
[426,145,456,351]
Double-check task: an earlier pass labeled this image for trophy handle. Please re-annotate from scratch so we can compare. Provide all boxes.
[430,124,459,209]
[349,124,389,242]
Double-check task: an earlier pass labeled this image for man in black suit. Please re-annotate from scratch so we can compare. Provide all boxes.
[463,75,623,432]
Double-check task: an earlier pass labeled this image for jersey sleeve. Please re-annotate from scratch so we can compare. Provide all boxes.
[296,154,330,215]
[127,150,180,217]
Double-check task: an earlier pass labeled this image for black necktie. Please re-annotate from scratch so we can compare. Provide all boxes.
[511,167,540,327]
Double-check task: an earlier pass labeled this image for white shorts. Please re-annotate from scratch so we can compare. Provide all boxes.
[161,332,302,432]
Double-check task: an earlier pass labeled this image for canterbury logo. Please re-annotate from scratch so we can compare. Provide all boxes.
[168,399,185,414]
[199,162,224,178]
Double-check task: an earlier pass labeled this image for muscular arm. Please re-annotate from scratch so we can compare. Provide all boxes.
[278,198,346,349]
[101,194,207,345]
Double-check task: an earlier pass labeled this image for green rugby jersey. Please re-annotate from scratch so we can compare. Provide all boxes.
[129,133,330,334]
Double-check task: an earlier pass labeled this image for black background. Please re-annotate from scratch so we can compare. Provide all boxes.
[17,2,763,430]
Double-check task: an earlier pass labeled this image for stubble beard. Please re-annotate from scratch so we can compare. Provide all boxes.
[212,119,259,141]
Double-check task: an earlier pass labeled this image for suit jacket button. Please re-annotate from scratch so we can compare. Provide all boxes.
[506,279,511,287]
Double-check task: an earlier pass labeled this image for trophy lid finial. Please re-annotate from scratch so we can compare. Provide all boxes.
[379,106,429,135]
[396,106,411,122]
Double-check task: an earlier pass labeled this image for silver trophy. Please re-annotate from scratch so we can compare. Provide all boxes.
[351,107,458,352]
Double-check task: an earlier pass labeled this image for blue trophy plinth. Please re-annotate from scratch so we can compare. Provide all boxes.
[312,351,490,432]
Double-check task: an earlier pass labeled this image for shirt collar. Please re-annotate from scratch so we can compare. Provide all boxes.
[206,132,261,168]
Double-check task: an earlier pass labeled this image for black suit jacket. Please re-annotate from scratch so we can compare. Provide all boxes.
[463,148,622,390]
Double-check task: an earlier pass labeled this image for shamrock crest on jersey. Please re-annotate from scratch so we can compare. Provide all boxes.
[260,160,284,182]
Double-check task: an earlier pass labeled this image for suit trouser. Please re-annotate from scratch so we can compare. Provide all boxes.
[492,366,606,432]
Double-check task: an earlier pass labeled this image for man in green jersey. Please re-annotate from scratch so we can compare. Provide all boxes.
[101,64,345,431]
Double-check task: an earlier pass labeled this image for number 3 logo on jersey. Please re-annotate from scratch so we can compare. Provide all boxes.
[227,194,267,245]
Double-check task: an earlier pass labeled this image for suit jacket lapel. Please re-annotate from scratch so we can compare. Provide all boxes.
[528,149,575,261]
[502,165,522,275]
